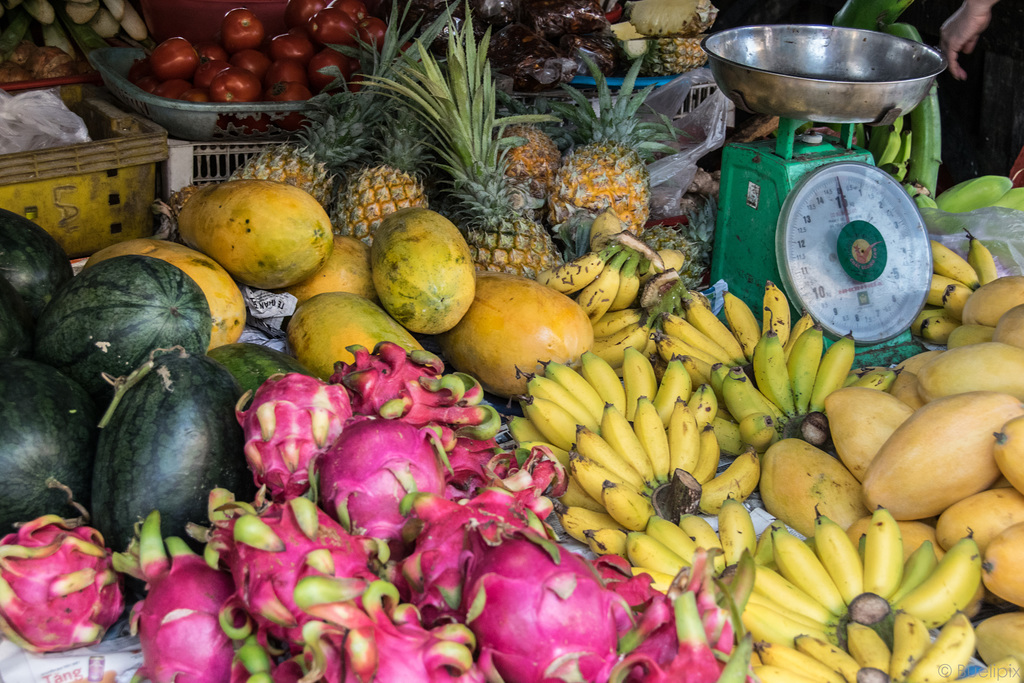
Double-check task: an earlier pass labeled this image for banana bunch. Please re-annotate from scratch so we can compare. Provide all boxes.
[913,237,997,345]
[934,174,1022,213]
[867,115,914,183]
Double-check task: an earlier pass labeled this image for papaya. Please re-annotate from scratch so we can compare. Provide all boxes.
[975,611,1024,666]
[370,208,476,335]
[85,238,246,351]
[915,342,1024,402]
[437,272,594,398]
[935,487,1024,553]
[862,391,1024,520]
[845,516,944,562]
[983,521,1024,607]
[177,179,333,290]
[824,386,915,482]
[286,292,422,379]
[962,275,1024,326]
[279,235,377,305]
[758,438,869,538]
[993,304,1024,349]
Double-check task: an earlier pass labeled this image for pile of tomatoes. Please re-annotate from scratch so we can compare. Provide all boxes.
[127,0,386,103]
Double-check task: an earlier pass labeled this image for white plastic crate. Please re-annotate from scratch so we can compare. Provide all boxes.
[160,138,278,199]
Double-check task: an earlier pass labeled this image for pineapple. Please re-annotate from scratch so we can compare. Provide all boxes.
[547,56,679,235]
[641,200,715,289]
[366,13,563,278]
[626,0,718,37]
[499,123,562,214]
[643,36,708,76]
[230,142,336,210]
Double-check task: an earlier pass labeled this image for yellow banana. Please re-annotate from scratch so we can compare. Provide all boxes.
[712,414,745,456]
[557,505,622,544]
[890,609,932,683]
[508,415,546,444]
[722,365,784,423]
[568,451,640,503]
[630,566,677,592]
[763,281,792,347]
[585,527,629,558]
[941,281,973,321]
[580,350,627,416]
[910,306,944,336]
[919,310,961,345]
[904,611,976,683]
[849,367,899,392]
[686,382,718,430]
[622,346,658,421]
[812,512,864,605]
[559,476,606,513]
[787,323,823,415]
[697,446,760,515]
[753,563,839,625]
[675,353,715,388]
[742,599,832,648]
[660,312,735,366]
[541,360,606,426]
[967,232,999,286]
[600,480,655,531]
[591,307,645,340]
[846,622,892,672]
[928,273,962,307]
[591,319,652,367]
[608,249,643,311]
[752,664,825,683]
[632,396,671,483]
[681,294,749,366]
[601,403,657,484]
[645,514,699,563]
[771,525,847,616]
[678,517,726,575]
[723,290,762,361]
[889,540,939,606]
[667,399,701,477]
[965,657,1023,682]
[930,240,980,290]
[892,536,982,629]
[652,357,692,426]
[793,634,862,683]
[756,641,847,683]
[588,208,626,251]
[574,425,648,492]
[862,505,905,601]
[625,531,690,577]
[718,496,757,566]
[535,247,614,295]
[652,329,722,368]
[517,441,570,468]
[691,423,721,485]
[808,334,856,414]
[577,248,628,321]
[747,591,836,635]
[518,395,578,451]
[525,375,600,433]
[934,174,1013,214]
[783,310,816,361]
[753,329,796,416]
[738,411,779,453]
[754,520,783,569]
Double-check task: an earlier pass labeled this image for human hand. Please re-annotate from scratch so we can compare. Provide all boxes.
[940,0,999,80]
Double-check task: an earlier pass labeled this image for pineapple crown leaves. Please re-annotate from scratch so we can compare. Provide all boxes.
[551,55,680,162]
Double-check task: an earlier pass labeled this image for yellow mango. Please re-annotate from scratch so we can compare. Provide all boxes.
[994,304,1024,349]
[916,342,1024,402]
[862,391,1024,520]
[962,275,1024,326]
[994,414,1024,496]
[889,370,926,410]
[935,487,1024,553]
[824,386,915,482]
[895,348,944,374]
[846,517,943,561]
[946,323,996,348]
[975,611,1024,666]
[759,438,869,538]
[983,521,1024,608]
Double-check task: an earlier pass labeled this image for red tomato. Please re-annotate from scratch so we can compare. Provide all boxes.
[127,57,152,84]
[307,7,357,47]
[268,29,315,64]
[307,47,354,92]
[230,48,272,81]
[195,41,230,62]
[285,0,330,30]
[150,37,200,81]
[264,80,313,102]
[153,78,194,100]
[221,8,265,53]
[332,0,367,21]
[355,16,387,50]
[133,75,162,94]
[180,88,211,102]
[193,59,231,88]
[209,66,263,102]
[265,58,309,87]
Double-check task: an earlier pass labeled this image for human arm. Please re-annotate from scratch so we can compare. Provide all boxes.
[940,0,1001,80]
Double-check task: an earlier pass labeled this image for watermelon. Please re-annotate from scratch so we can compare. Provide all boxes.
[0,207,73,319]
[91,347,254,553]
[0,273,33,358]
[207,341,316,409]
[0,358,98,533]
[33,254,212,402]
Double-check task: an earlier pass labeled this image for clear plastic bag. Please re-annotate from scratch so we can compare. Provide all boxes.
[922,206,1024,277]
[0,87,90,155]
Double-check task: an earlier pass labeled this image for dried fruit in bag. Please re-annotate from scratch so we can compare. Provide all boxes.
[489,22,577,93]
[520,0,610,41]
[470,0,519,27]
[559,32,618,77]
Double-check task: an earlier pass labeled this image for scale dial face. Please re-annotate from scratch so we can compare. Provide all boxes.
[776,161,932,344]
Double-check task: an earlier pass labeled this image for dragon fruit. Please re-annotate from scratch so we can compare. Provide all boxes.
[461,529,636,683]
[231,635,305,683]
[0,514,124,653]
[236,372,353,500]
[193,489,387,651]
[113,510,236,683]
[316,416,449,554]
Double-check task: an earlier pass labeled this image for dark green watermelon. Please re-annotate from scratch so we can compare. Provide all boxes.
[91,347,254,553]
[0,207,73,320]
[33,254,212,403]
[0,273,33,358]
[207,341,316,409]
[0,358,98,534]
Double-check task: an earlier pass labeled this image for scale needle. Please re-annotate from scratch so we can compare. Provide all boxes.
[835,177,851,223]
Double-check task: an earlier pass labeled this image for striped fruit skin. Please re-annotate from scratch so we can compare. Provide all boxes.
[33,254,212,403]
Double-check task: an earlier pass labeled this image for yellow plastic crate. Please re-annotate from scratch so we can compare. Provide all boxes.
[0,85,168,259]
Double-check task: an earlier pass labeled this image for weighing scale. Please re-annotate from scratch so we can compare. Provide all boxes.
[700,25,947,365]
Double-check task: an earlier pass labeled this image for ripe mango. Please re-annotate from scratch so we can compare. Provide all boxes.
[935,487,1024,553]
[994,303,1024,349]
[824,386,914,482]
[915,342,1024,402]
[962,275,1024,326]
[983,521,1024,607]
[975,611,1024,666]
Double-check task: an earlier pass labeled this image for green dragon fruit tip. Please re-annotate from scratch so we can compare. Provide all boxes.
[232,515,285,552]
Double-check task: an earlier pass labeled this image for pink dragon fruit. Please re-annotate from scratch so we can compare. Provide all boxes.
[236,372,353,500]
[194,488,388,652]
[316,416,449,554]
[113,510,236,683]
[230,635,305,683]
[460,529,636,683]
[0,514,124,653]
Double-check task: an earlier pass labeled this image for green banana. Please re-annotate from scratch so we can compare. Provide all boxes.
[833,0,915,30]
[871,123,902,167]
[935,175,1015,213]
[991,186,1024,211]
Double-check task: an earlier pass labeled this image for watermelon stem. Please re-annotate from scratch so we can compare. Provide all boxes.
[41,477,90,528]
[97,346,188,428]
